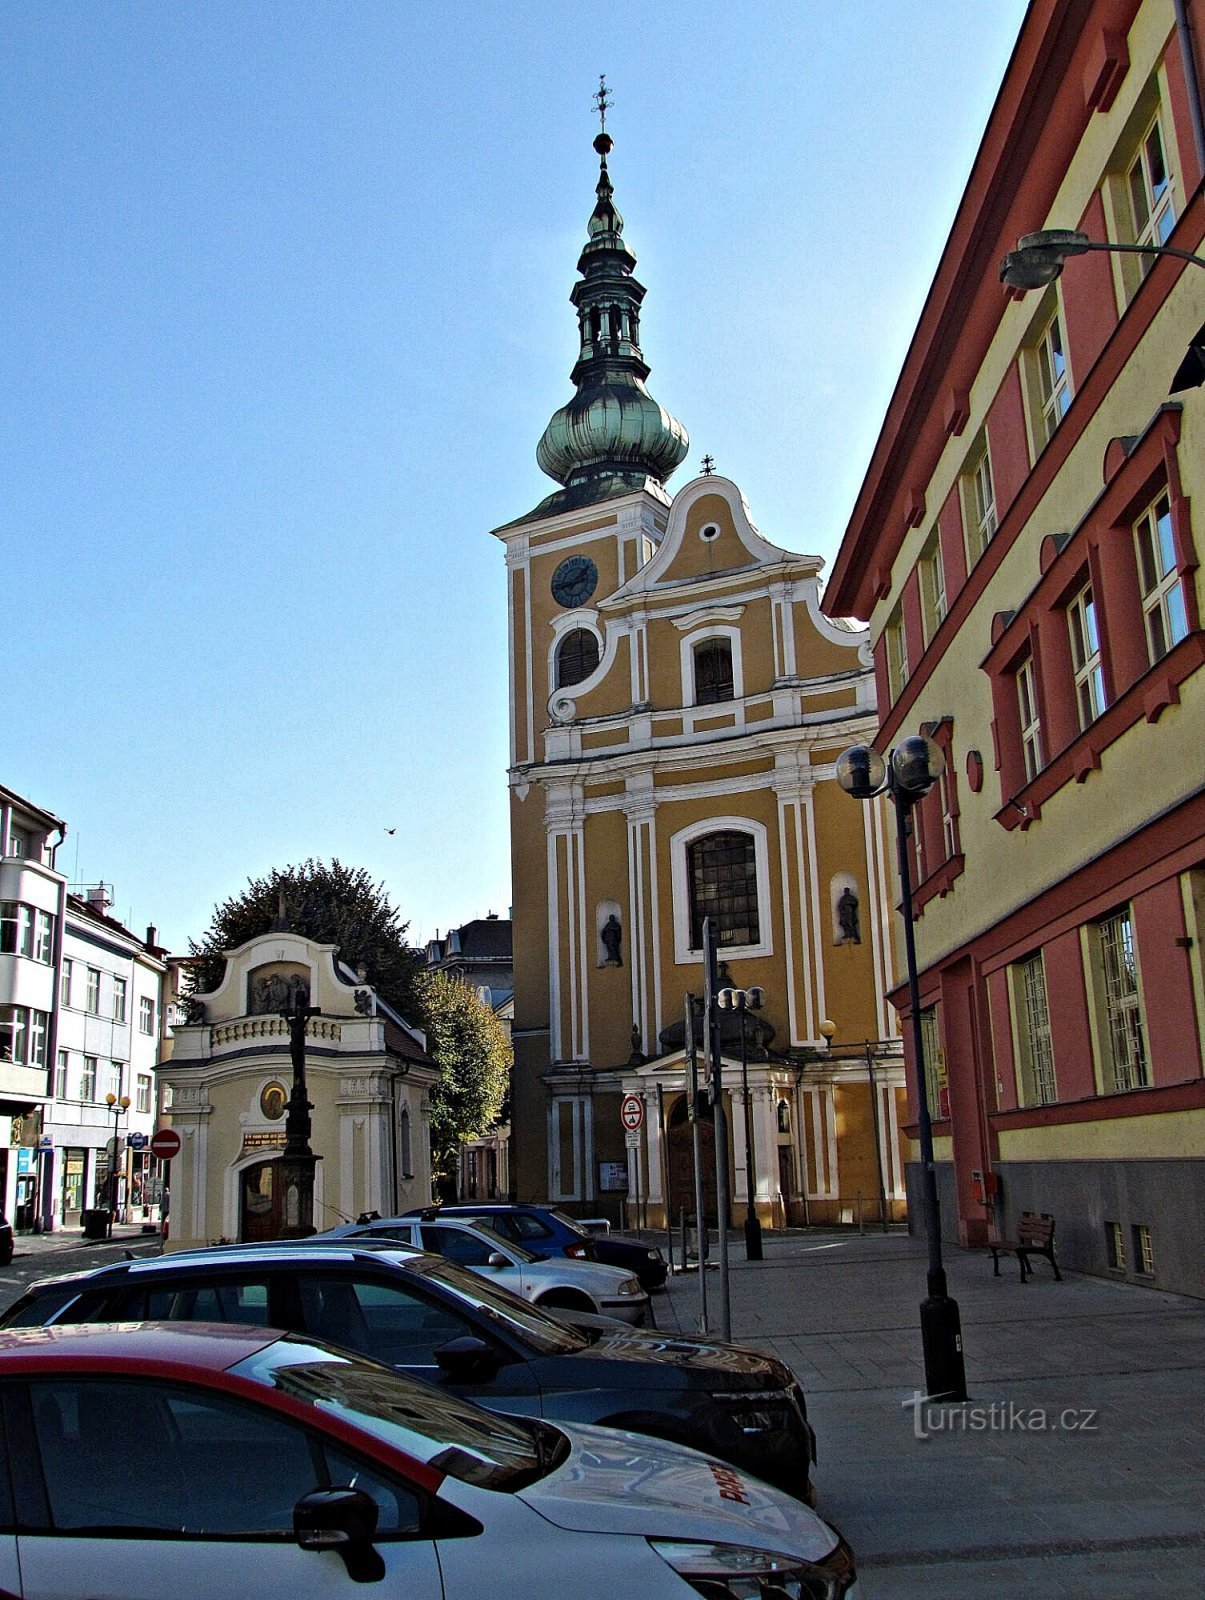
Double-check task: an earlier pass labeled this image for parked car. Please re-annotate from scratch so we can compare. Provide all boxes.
[0,1215,12,1267]
[0,1242,817,1503]
[0,1321,854,1599]
[402,1202,670,1289]
[318,1213,650,1323]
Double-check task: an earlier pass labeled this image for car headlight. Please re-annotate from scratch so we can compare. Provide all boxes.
[616,1276,642,1296]
[647,1249,663,1262]
[650,1538,856,1599]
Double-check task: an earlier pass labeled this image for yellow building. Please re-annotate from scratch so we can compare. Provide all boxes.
[493,120,906,1229]
[824,0,1205,1292]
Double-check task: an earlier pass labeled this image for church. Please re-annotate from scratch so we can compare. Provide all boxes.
[493,105,908,1231]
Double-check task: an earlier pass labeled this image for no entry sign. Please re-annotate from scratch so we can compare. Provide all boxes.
[150,1128,182,1160]
[620,1094,644,1132]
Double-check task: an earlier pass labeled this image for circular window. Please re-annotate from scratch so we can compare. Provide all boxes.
[699,523,720,542]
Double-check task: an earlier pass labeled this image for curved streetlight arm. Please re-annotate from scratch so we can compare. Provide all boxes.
[1001,227,1205,290]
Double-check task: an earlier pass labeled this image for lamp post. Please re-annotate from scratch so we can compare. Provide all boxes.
[835,735,967,1402]
[716,985,765,1261]
[103,1093,130,1238]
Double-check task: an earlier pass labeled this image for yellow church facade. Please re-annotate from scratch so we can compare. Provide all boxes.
[493,115,908,1230]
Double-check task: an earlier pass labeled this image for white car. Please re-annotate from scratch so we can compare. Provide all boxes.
[319,1212,651,1324]
[0,1322,859,1599]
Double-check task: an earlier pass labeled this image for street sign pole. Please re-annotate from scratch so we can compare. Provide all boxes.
[703,918,731,1342]
[684,993,707,1334]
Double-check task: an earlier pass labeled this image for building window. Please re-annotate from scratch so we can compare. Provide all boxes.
[693,639,735,704]
[6,829,29,859]
[82,1056,97,1100]
[86,968,102,1015]
[1016,655,1044,782]
[1131,1223,1155,1275]
[687,831,760,951]
[34,910,54,964]
[61,957,74,1008]
[55,1049,69,1100]
[109,1062,123,1099]
[136,1073,152,1114]
[0,903,33,958]
[1096,908,1148,1092]
[1017,953,1057,1106]
[1134,491,1188,663]
[555,628,600,689]
[0,1006,49,1067]
[1067,582,1106,728]
[918,530,947,645]
[1128,113,1176,262]
[139,996,155,1036]
[1034,304,1071,446]
[963,437,996,564]
[112,977,127,1024]
[917,1007,945,1120]
[1106,1221,1126,1270]
[883,607,908,702]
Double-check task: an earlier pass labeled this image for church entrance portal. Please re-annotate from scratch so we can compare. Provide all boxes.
[240,1160,284,1241]
[665,1094,717,1225]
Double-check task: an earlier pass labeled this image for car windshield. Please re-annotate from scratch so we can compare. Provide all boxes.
[401,1255,588,1354]
[231,1336,547,1490]
[549,1209,591,1239]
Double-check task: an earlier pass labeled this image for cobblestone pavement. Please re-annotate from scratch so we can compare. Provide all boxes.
[655,1229,1205,1598]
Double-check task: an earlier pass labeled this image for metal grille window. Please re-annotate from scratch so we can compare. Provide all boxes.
[1036,307,1071,444]
[1131,1224,1155,1275]
[1016,655,1044,781]
[555,628,600,688]
[1106,1221,1126,1270]
[918,1007,943,1119]
[693,639,734,704]
[687,831,760,949]
[1134,491,1188,664]
[1019,954,1057,1105]
[1098,909,1148,1091]
[1068,582,1106,728]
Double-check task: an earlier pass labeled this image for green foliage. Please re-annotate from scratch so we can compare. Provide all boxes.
[419,970,511,1178]
[188,859,422,1017]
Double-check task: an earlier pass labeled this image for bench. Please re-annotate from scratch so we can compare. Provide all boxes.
[988,1210,1062,1282]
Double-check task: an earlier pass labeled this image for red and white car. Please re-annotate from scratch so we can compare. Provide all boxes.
[0,1322,858,1599]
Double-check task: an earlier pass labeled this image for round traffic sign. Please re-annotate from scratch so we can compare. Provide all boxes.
[620,1094,644,1132]
[149,1128,182,1160]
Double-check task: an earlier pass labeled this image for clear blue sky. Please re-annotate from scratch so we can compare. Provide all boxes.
[4,1,1027,955]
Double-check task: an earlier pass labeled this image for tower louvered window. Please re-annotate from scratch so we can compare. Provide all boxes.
[556,629,600,688]
[694,640,735,704]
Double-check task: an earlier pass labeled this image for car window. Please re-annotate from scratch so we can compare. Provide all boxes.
[28,1378,333,1536]
[509,1215,554,1242]
[298,1273,474,1367]
[420,1225,497,1267]
[116,1277,272,1326]
[550,1209,590,1238]
[357,1225,415,1244]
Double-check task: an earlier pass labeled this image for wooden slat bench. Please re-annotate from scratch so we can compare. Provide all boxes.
[988,1210,1062,1281]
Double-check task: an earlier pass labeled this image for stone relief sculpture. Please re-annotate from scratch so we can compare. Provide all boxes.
[248,971,311,1016]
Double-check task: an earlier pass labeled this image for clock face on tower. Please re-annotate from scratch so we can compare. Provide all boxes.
[550,554,598,609]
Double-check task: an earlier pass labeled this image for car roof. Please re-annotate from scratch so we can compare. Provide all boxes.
[24,1242,423,1293]
[0,1321,279,1371]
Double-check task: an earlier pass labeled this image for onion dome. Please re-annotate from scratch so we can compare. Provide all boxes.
[534,122,688,506]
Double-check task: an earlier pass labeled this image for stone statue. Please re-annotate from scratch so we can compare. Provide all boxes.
[628,1023,644,1065]
[837,886,861,945]
[600,913,623,967]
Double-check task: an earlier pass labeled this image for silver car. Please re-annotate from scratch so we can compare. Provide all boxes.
[318,1213,651,1324]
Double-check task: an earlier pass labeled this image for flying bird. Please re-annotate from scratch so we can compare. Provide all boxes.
[385,827,396,835]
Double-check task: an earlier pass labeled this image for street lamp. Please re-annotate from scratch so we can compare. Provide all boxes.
[103,1092,131,1237]
[835,735,968,1402]
[999,227,1205,291]
[716,985,765,1261]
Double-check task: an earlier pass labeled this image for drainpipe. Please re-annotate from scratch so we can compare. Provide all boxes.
[1175,0,1205,176]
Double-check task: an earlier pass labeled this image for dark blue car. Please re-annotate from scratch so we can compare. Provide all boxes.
[406,1203,669,1289]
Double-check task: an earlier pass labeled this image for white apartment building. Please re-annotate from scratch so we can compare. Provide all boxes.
[0,782,166,1233]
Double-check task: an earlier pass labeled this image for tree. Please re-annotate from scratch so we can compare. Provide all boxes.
[188,859,422,1018]
[419,970,511,1186]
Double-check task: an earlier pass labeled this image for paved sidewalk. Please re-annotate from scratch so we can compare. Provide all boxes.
[10,1222,162,1258]
[656,1230,1205,1598]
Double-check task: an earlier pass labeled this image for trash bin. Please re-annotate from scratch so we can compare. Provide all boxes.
[82,1209,109,1240]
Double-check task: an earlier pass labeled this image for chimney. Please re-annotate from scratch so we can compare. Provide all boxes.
[86,884,112,913]
[146,925,158,950]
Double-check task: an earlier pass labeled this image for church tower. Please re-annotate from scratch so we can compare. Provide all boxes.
[493,96,906,1230]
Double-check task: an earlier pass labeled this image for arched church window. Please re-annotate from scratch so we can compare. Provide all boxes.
[556,629,600,688]
[687,830,760,949]
[694,639,735,704]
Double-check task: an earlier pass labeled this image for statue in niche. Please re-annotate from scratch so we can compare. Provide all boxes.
[837,886,861,945]
[600,913,623,967]
[628,1023,644,1066]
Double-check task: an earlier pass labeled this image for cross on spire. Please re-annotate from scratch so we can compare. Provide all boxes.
[593,75,612,134]
[701,454,715,476]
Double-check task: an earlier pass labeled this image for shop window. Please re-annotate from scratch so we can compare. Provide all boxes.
[555,628,600,689]
[1134,490,1189,663]
[1067,581,1107,729]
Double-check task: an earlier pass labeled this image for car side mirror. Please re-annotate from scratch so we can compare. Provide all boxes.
[487,1251,508,1268]
[294,1487,384,1583]
[434,1335,501,1379]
